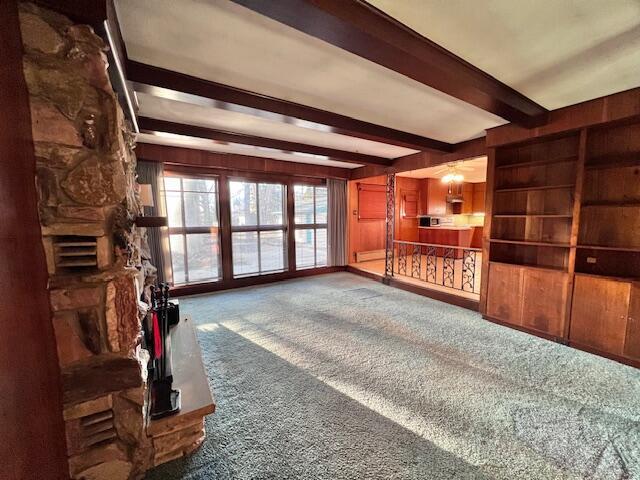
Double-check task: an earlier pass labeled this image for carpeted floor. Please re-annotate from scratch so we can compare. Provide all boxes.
[147,272,640,480]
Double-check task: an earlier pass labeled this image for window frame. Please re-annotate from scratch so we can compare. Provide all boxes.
[163,171,222,285]
[294,184,328,269]
[229,178,288,278]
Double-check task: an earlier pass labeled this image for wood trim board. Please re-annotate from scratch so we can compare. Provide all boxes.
[136,143,352,180]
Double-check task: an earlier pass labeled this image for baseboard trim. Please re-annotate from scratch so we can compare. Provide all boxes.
[172,266,347,297]
[482,315,564,343]
[355,249,385,263]
[568,341,640,369]
[346,266,479,311]
[482,315,640,369]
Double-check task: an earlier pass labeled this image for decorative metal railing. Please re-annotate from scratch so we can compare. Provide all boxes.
[392,240,481,295]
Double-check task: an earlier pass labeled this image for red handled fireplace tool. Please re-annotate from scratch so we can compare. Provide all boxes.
[148,283,181,420]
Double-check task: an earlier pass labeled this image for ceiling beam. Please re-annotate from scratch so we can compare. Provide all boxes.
[231,0,548,128]
[127,61,452,153]
[138,117,391,166]
[350,137,487,180]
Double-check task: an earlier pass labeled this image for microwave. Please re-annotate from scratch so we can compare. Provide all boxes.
[419,216,440,227]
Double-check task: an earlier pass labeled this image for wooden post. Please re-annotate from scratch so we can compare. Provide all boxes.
[286,180,297,271]
[563,128,587,340]
[478,148,496,314]
[384,173,396,280]
[218,173,234,283]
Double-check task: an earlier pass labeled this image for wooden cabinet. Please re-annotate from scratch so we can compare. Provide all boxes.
[426,180,485,215]
[486,262,568,337]
[427,179,448,215]
[521,267,567,337]
[626,284,640,359]
[570,274,640,361]
[486,262,523,325]
[462,183,474,214]
[472,183,486,213]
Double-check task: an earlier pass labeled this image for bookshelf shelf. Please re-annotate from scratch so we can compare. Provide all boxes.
[582,200,640,207]
[495,155,577,170]
[585,153,640,170]
[489,239,571,247]
[494,184,575,193]
[577,245,640,253]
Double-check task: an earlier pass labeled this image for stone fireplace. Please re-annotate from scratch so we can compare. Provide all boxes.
[16,3,207,478]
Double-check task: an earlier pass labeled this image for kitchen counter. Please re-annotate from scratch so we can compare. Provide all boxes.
[418,225,483,256]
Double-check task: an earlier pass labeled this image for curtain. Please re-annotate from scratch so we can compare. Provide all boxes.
[327,178,348,266]
[137,160,172,284]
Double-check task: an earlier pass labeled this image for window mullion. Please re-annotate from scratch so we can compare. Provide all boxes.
[182,233,189,284]
[180,179,190,283]
[313,228,317,267]
[256,182,261,273]
[255,182,261,228]
[257,230,262,273]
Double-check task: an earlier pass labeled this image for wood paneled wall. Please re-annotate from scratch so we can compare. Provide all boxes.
[485,87,640,147]
[137,143,352,180]
[0,1,68,478]
[348,175,387,262]
[395,177,427,241]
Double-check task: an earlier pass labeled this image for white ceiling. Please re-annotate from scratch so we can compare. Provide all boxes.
[136,132,363,169]
[115,0,506,145]
[369,0,640,110]
[134,91,418,159]
[116,0,640,171]
[399,157,487,183]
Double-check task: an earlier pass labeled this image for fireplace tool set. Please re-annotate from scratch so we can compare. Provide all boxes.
[146,283,181,420]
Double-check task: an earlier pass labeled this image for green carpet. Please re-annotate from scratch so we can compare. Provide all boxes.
[147,272,640,479]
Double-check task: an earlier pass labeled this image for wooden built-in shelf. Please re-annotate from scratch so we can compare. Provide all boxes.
[489,239,571,248]
[577,245,640,253]
[485,121,640,367]
[582,200,640,207]
[585,153,640,170]
[496,155,577,170]
[493,214,573,218]
[494,184,575,193]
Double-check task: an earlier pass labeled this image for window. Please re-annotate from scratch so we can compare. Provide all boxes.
[294,185,327,269]
[163,175,221,285]
[230,180,287,277]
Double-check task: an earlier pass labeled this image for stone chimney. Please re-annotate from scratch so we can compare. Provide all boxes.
[18,2,157,478]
